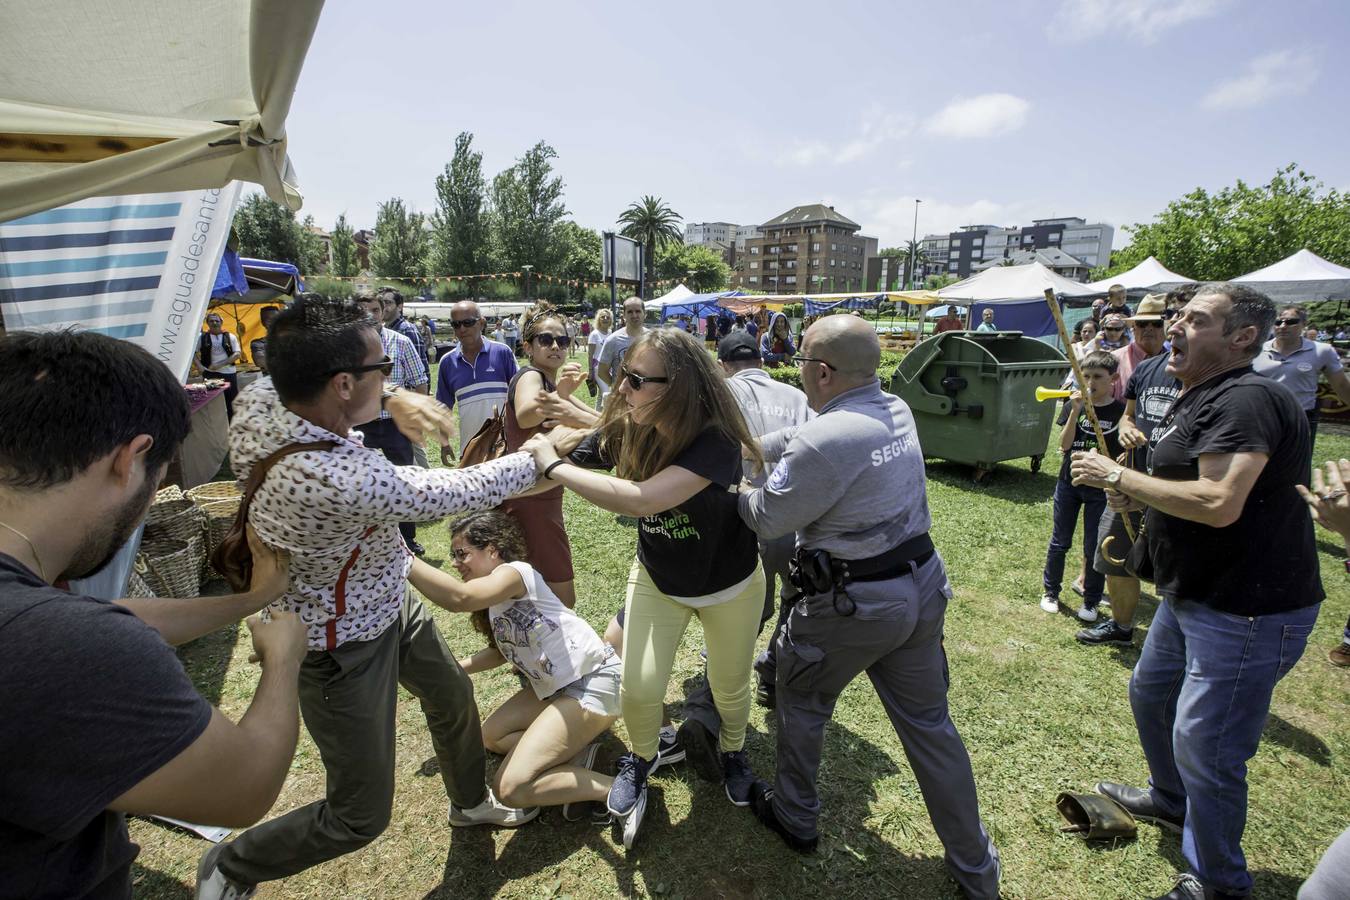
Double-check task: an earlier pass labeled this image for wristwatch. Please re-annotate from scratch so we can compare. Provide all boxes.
[1105,467,1124,487]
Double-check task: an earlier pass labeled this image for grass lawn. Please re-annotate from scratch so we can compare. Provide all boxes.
[129,372,1350,900]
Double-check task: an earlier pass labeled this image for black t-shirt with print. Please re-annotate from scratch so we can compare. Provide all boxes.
[0,556,213,899]
[1124,353,1181,472]
[1145,367,1323,616]
[571,427,758,597]
[1058,398,1126,482]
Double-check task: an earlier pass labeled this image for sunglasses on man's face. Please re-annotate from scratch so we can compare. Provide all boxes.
[1274,318,1303,327]
[1102,327,1125,334]
[327,356,393,378]
[1134,321,1164,329]
[532,333,571,349]
[451,317,480,329]
[621,365,669,392]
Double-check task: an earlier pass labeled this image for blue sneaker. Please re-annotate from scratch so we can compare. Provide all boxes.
[607,752,653,817]
[723,749,756,807]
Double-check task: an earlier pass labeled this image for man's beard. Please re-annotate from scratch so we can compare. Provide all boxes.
[65,471,159,581]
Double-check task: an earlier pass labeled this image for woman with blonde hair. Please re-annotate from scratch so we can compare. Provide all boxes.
[522,327,766,832]
[587,308,614,403]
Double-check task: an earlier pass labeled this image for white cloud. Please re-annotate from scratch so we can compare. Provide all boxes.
[773,107,914,167]
[924,94,1030,140]
[1050,0,1227,43]
[1200,48,1320,110]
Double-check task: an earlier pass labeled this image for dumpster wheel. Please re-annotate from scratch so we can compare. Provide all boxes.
[972,465,993,483]
[1030,454,1044,474]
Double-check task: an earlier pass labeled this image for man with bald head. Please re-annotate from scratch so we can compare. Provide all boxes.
[737,314,1000,898]
[434,299,517,462]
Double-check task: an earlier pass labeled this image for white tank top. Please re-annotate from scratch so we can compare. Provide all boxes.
[489,561,610,699]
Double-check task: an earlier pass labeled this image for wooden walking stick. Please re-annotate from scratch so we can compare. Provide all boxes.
[1042,288,1136,543]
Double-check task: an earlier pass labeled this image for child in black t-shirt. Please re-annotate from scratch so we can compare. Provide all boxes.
[1040,351,1125,621]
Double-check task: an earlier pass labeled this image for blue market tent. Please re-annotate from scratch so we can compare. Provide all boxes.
[804,295,880,316]
[650,289,743,321]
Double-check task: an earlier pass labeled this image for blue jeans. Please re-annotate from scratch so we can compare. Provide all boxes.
[1130,597,1320,895]
[1042,478,1106,602]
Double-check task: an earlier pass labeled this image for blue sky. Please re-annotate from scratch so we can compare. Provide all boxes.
[284,0,1350,250]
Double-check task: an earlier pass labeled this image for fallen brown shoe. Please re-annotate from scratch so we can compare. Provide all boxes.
[1055,791,1137,841]
[1331,643,1350,667]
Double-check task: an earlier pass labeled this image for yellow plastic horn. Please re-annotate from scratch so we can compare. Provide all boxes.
[1035,386,1072,403]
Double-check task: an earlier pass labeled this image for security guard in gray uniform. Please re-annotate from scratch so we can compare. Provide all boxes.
[737,315,1000,900]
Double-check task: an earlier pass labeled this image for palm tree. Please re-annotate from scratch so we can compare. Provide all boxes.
[903,238,925,289]
[618,196,683,298]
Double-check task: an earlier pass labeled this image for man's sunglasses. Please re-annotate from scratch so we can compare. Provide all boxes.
[1133,321,1165,329]
[621,365,669,391]
[451,317,480,329]
[327,356,393,377]
[532,333,572,349]
[1102,327,1125,333]
[1274,318,1303,327]
[792,355,838,371]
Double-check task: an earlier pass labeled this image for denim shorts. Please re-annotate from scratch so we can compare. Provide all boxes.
[553,646,622,717]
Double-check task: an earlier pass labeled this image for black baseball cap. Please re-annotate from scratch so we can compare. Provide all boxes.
[718,331,761,362]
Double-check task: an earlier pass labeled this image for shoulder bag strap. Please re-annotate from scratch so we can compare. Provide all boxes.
[237,440,338,525]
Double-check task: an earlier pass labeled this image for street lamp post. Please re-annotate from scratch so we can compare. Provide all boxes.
[521,264,533,300]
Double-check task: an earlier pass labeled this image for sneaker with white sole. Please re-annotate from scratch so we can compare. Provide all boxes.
[562,743,601,822]
[1076,604,1100,623]
[722,749,756,807]
[1039,593,1060,613]
[607,752,653,817]
[448,788,539,827]
[195,843,256,900]
[1076,619,1134,646]
[621,786,647,850]
[650,724,685,773]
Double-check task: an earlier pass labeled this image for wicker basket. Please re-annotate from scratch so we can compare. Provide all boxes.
[144,498,206,548]
[200,498,241,577]
[155,485,185,503]
[137,537,201,598]
[125,569,156,598]
[186,481,242,505]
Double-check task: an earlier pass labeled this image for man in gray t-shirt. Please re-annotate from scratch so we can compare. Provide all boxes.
[1253,304,1350,447]
[597,296,647,404]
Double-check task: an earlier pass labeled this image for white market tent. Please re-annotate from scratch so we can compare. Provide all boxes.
[0,0,322,223]
[645,283,695,311]
[1233,249,1350,302]
[938,262,1101,303]
[1086,256,1194,292]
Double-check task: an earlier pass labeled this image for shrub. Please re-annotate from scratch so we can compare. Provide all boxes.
[765,348,907,391]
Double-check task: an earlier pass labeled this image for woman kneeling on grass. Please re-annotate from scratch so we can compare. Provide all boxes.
[408,511,644,846]
[520,327,766,832]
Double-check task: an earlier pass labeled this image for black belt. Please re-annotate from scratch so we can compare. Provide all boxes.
[837,532,935,582]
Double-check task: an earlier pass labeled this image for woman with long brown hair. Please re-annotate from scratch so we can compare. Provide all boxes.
[522,327,765,831]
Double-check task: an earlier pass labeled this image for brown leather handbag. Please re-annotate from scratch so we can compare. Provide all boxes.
[458,406,506,468]
[211,440,335,590]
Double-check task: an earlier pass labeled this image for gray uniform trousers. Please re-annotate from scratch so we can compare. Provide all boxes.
[217,592,487,885]
[772,553,1000,900]
[682,532,795,733]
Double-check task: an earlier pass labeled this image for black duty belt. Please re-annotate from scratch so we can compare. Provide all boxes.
[841,532,936,582]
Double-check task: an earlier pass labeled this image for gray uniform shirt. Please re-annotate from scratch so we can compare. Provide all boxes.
[1252,338,1343,410]
[738,380,932,558]
[725,368,813,485]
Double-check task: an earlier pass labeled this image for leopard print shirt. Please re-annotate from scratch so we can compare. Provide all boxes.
[230,379,538,649]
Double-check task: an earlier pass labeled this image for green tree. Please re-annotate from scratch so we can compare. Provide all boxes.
[428,131,490,277]
[1104,164,1350,281]
[555,221,602,298]
[369,197,429,279]
[618,195,683,298]
[656,242,729,293]
[296,215,327,275]
[330,213,359,277]
[233,193,304,265]
[490,141,568,276]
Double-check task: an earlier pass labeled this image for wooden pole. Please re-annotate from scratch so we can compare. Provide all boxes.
[1042,288,1135,540]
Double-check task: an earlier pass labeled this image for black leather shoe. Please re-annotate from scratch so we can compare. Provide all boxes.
[1096,782,1183,833]
[749,780,817,854]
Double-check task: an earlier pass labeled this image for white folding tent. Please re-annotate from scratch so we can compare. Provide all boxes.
[1233,249,1350,302]
[938,262,1101,303]
[0,0,323,223]
[1086,256,1194,292]
[645,283,694,311]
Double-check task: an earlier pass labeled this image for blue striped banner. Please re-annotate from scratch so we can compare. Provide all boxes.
[0,227,176,252]
[7,202,183,226]
[84,323,149,339]
[0,251,169,278]
[0,275,162,304]
[12,299,156,325]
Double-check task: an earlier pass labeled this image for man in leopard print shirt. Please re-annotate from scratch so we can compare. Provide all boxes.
[198,295,549,898]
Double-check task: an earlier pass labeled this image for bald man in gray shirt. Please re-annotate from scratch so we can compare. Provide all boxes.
[737,316,999,899]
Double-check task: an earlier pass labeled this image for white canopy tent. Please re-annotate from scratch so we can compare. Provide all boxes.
[1086,256,1194,292]
[938,262,1101,303]
[645,283,694,311]
[0,0,322,223]
[1233,249,1350,302]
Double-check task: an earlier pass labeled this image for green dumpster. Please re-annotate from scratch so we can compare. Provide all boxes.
[887,330,1071,480]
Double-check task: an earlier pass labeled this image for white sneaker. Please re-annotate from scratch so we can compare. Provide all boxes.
[1039,593,1060,613]
[622,787,647,850]
[562,743,601,822]
[1076,605,1100,623]
[449,787,539,827]
[195,845,256,900]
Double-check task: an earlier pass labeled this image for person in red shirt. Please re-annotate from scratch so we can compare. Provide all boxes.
[1111,294,1168,400]
[933,306,964,333]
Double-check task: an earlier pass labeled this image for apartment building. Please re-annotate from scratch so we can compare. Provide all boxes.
[731,204,874,294]
[920,216,1114,281]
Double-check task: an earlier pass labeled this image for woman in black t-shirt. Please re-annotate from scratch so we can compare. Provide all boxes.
[523,327,765,830]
